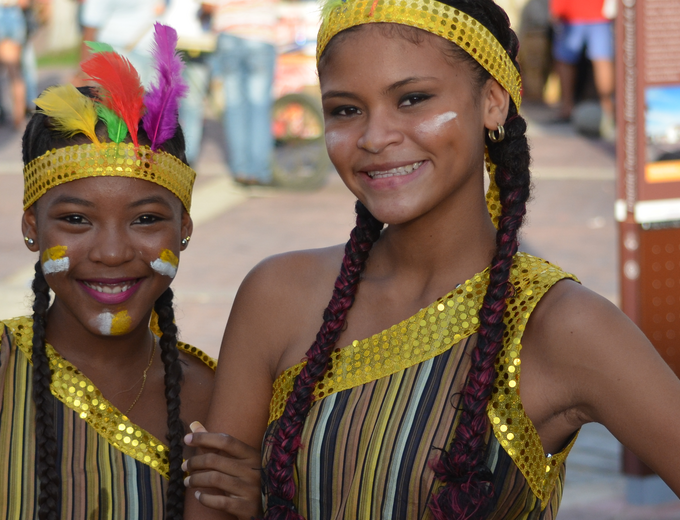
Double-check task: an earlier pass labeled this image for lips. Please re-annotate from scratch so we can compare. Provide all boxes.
[364,161,425,179]
[79,278,143,305]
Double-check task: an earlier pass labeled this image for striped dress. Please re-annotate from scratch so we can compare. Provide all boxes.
[0,316,216,520]
[264,253,579,519]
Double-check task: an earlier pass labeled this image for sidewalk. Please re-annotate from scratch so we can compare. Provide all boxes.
[0,69,677,518]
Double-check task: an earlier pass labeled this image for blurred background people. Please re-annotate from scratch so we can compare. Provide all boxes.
[0,0,27,129]
[550,0,615,139]
[163,0,216,166]
[202,0,279,186]
[78,0,165,86]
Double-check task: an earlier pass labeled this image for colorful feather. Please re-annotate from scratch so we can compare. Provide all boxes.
[96,104,128,143]
[81,51,145,146]
[85,41,115,54]
[142,23,189,150]
[34,84,100,144]
[321,0,345,21]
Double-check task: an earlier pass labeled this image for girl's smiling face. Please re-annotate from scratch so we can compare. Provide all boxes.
[319,24,508,226]
[22,176,192,337]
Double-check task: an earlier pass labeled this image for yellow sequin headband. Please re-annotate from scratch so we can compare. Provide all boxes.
[317,0,520,227]
[23,143,196,212]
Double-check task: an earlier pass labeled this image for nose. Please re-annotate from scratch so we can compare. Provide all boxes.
[88,224,136,266]
[357,111,403,153]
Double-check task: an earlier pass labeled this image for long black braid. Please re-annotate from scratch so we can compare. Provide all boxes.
[154,288,186,518]
[31,261,60,520]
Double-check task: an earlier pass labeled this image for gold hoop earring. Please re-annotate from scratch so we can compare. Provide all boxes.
[488,124,505,143]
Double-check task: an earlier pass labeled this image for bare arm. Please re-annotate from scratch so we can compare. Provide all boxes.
[183,249,341,519]
[522,281,680,494]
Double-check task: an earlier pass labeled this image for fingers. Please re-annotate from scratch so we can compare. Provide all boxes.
[193,490,263,519]
[183,451,261,481]
[185,431,260,460]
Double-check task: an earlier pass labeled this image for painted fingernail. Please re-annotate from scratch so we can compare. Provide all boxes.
[190,421,206,432]
[181,460,188,472]
[195,491,201,500]
[184,476,190,487]
[184,433,193,444]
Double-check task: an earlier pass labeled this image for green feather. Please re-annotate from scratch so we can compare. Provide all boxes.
[96,104,128,143]
[320,0,345,21]
[85,41,115,54]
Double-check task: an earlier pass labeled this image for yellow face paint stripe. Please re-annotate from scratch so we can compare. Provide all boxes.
[110,311,132,336]
[159,249,179,268]
[42,245,68,263]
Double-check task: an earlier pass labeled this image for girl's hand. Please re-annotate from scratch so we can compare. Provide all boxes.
[183,422,263,519]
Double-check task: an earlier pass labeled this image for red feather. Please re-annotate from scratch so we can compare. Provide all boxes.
[81,52,145,146]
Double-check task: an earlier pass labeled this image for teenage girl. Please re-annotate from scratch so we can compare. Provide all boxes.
[184,1,680,519]
[0,29,261,519]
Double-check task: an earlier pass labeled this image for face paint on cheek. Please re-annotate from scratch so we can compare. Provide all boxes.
[42,246,70,275]
[415,111,458,136]
[150,249,179,278]
[95,310,132,336]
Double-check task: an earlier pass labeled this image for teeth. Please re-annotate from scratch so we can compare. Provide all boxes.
[84,281,133,294]
[367,161,423,179]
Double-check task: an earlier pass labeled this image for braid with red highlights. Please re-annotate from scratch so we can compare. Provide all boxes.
[429,2,530,518]
[264,201,383,519]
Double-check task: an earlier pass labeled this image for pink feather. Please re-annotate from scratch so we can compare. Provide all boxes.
[142,23,189,151]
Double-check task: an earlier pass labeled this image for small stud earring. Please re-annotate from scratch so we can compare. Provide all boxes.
[181,236,191,247]
[24,236,35,246]
[488,123,505,143]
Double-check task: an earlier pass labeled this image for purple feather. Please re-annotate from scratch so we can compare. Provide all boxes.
[142,23,189,151]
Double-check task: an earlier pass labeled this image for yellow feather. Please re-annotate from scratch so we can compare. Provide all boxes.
[34,85,100,144]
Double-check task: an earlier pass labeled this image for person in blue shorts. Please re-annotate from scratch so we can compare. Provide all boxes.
[551,0,615,138]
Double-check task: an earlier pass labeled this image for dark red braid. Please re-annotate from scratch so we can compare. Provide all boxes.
[429,1,531,515]
[264,201,383,519]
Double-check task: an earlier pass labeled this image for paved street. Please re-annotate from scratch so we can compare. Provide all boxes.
[0,68,678,518]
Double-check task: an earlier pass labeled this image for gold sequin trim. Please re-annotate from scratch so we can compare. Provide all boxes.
[23,143,196,212]
[269,253,578,503]
[2,316,216,479]
[318,0,522,110]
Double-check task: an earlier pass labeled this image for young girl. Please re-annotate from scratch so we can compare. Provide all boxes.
[1,26,221,519]
[184,1,680,519]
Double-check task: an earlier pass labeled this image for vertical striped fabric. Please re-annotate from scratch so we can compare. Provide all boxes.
[263,254,577,519]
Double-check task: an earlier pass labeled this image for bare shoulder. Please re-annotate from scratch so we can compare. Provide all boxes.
[521,278,680,493]
[205,245,345,448]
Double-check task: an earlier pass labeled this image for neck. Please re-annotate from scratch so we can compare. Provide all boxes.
[369,188,498,301]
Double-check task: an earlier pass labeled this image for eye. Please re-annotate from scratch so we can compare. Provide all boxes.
[330,105,362,117]
[399,93,432,107]
[61,214,89,225]
[134,214,162,225]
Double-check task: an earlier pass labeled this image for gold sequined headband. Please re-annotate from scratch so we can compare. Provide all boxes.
[23,143,196,211]
[317,0,522,110]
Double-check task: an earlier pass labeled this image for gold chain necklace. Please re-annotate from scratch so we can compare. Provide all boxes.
[124,338,156,415]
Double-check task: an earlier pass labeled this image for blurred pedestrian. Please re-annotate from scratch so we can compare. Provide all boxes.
[202,0,279,186]
[163,0,216,165]
[0,0,28,129]
[78,0,165,86]
[550,0,615,139]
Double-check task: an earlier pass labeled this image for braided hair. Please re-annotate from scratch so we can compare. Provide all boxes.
[22,87,188,520]
[264,1,530,518]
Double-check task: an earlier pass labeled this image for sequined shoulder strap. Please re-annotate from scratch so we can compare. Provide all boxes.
[487,254,579,507]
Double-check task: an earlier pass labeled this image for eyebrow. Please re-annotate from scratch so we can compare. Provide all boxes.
[128,196,173,209]
[51,195,96,207]
[322,76,439,101]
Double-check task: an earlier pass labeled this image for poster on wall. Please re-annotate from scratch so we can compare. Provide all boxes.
[645,85,680,185]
